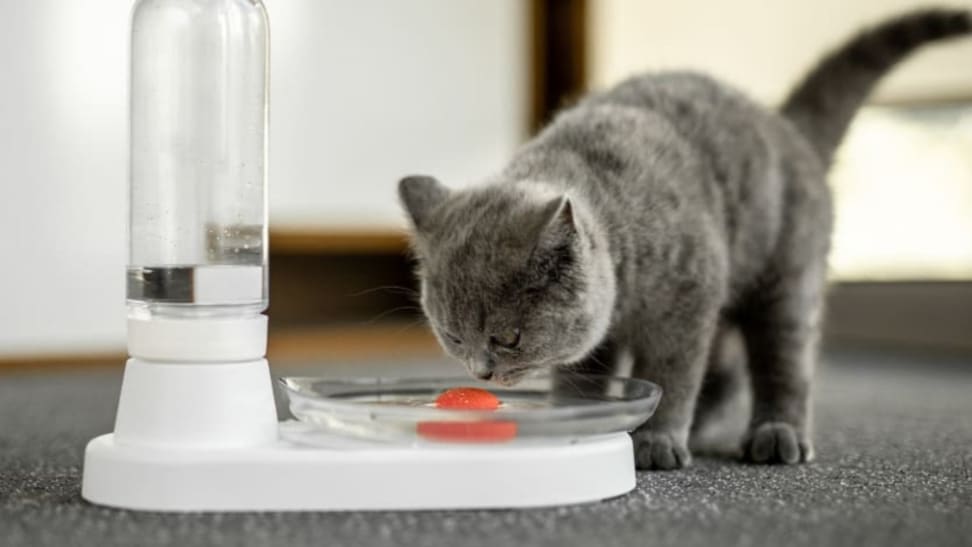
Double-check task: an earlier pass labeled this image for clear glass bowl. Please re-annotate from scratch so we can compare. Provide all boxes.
[279,373,661,445]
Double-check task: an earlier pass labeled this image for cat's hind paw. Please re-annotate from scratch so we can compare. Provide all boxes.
[632,430,691,470]
[742,421,814,464]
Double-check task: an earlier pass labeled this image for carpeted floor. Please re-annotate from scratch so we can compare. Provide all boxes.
[1,349,970,547]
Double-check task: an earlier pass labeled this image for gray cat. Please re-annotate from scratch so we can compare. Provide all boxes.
[398,10,971,469]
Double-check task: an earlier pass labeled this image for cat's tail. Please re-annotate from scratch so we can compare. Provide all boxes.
[781,9,971,165]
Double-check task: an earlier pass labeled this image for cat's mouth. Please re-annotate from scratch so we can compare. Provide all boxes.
[461,360,536,386]
[474,354,581,386]
[484,364,538,387]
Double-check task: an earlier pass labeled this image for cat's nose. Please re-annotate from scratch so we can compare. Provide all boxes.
[470,357,495,380]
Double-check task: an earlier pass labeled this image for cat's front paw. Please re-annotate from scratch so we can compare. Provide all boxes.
[742,421,814,464]
[632,430,691,470]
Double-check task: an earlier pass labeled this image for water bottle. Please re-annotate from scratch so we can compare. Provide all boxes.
[115,0,276,448]
[128,0,268,361]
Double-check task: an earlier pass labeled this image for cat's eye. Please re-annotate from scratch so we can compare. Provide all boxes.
[490,329,521,349]
[444,332,463,345]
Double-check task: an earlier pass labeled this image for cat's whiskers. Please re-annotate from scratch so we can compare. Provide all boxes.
[358,305,424,326]
[348,285,420,299]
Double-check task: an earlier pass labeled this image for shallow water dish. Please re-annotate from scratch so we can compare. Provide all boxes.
[280,373,662,445]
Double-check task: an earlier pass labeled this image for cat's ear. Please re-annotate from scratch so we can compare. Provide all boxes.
[399,175,450,231]
[531,195,576,245]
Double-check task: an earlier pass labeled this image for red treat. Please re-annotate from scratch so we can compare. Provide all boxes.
[434,387,501,410]
[417,420,518,443]
[420,387,513,442]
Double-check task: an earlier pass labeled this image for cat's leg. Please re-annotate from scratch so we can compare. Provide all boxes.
[630,308,720,470]
[690,323,748,440]
[738,265,824,464]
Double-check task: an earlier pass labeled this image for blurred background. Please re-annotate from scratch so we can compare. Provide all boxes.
[1,0,970,371]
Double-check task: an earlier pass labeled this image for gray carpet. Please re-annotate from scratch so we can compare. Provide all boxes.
[1,349,970,547]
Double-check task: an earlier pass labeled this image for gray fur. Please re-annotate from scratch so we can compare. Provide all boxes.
[398,9,971,469]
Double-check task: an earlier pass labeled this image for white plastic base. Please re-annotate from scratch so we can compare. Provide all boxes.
[82,356,636,511]
[113,358,278,448]
[83,423,635,511]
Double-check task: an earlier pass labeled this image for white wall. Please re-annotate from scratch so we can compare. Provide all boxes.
[829,106,972,280]
[270,1,529,229]
[0,0,528,356]
[0,1,130,356]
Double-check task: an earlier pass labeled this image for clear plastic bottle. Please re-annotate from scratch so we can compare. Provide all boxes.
[82,0,278,477]
[127,0,268,322]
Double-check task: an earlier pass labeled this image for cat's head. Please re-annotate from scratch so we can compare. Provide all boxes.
[398,175,616,386]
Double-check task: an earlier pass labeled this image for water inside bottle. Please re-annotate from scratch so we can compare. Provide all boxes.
[127,222,266,319]
[127,265,266,318]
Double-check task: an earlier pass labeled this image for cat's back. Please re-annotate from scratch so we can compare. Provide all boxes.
[587,71,782,173]
[565,72,802,298]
